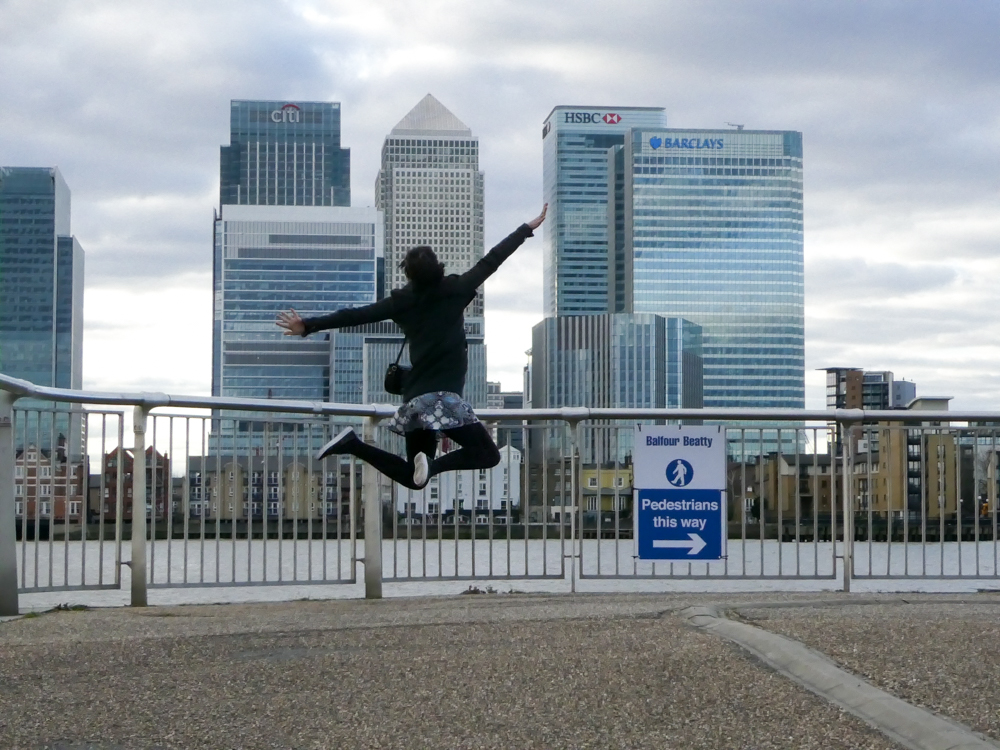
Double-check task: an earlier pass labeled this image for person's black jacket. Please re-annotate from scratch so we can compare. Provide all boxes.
[301,224,534,402]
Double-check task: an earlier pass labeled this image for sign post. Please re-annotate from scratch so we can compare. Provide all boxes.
[634,425,726,561]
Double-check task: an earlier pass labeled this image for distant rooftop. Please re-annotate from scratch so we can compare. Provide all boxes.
[390,94,472,136]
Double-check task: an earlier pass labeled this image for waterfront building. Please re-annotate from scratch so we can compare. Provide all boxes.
[823,367,917,410]
[540,106,667,317]
[395,444,521,523]
[220,100,350,207]
[620,127,805,409]
[0,167,84,451]
[374,93,487,405]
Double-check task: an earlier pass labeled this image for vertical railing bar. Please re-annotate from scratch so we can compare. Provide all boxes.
[165,417,174,585]
[0,391,17,614]
[758,428,764,577]
[506,426,512,578]
[919,429,927,576]
[278,421,286,583]
[811,428,818,576]
[361,417,382,598]
[740,428,747,577]
[47,411,55,589]
[523,424,529,577]
[32,410,41,590]
[292,423,300,582]
[777,428,784,577]
[199,418,208,584]
[794,431,801,576]
[613,426,621,577]
[17,410,27,590]
[866,425,873,577]
[114,417,124,589]
[974,429,981,577]
[148,416,157,587]
[181,417,191,586]
[98,414,108,587]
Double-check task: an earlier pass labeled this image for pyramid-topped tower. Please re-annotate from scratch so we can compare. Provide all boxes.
[375,94,487,407]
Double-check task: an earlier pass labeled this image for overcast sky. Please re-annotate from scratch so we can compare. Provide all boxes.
[1,0,998,409]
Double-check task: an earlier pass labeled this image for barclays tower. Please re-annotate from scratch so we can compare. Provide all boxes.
[541,107,804,410]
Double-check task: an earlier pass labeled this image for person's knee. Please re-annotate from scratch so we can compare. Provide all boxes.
[484,442,501,468]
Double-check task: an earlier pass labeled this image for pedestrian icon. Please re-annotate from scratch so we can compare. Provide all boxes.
[666,459,693,487]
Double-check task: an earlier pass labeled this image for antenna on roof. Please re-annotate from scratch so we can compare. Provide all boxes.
[725,122,744,130]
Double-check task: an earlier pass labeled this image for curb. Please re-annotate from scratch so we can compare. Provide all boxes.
[680,604,1000,750]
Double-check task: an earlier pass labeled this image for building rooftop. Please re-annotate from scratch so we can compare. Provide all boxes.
[390,94,471,136]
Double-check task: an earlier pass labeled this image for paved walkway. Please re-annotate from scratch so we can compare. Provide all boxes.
[1,593,998,749]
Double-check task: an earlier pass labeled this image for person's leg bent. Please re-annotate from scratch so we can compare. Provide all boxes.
[344,429,436,489]
[430,422,500,476]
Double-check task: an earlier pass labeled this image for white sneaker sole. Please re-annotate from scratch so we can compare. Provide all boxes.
[316,428,356,460]
[413,452,429,487]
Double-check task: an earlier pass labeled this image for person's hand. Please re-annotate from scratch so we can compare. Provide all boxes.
[527,203,548,230]
[276,309,305,336]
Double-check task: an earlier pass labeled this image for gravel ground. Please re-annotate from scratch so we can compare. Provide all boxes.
[736,598,1000,743]
[0,594,900,750]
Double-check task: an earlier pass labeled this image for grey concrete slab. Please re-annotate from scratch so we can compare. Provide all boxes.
[680,604,1000,750]
[738,599,1000,744]
[0,594,899,750]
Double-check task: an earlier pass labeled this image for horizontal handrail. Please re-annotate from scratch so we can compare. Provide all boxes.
[1,371,996,424]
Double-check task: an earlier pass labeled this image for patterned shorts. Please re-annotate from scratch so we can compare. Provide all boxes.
[385,391,480,435]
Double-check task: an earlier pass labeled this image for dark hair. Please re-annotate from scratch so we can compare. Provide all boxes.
[400,245,445,286]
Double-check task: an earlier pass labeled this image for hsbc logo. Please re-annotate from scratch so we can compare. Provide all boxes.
[270,103,301,123]
[563,111,622,125]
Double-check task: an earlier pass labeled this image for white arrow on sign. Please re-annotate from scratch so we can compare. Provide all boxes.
[652,534,706,555]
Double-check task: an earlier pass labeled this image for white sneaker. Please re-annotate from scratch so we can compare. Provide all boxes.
[316,428,357,460]
[413,452,429,487]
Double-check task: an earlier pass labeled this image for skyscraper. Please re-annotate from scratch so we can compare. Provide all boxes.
[220,100,350,207]
[211,205,382,403]
[541,106,667,317]
[0,167,84,450]
[374,94,487,405]
[212,100,383,409]
[621,128,804,408]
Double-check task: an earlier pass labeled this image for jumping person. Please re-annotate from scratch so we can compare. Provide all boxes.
[276,204,547,489]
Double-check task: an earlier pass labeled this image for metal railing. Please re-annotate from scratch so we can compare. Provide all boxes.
[5,371,1000,614]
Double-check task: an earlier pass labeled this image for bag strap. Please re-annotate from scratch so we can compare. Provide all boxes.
[393,337,406,365]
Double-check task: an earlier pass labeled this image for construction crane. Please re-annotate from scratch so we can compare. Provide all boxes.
[725,122,744,130]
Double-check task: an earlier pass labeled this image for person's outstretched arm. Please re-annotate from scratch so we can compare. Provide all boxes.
[457,204,547,292]
[276,296,396,337]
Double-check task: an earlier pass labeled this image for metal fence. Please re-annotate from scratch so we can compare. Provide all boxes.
[5,372,1000,614]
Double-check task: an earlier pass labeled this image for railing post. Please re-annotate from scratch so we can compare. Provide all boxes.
[131,405,149,607]
[362,417,382,599]
[0,390,19,615]
[841,421,854,593]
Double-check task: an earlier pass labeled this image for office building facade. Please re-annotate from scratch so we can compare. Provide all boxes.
[530,314,702,411]
[211,205,382,403]
[0,167,84,452]
[374,94,487,405]
[621,128,805,409]
[220,100,350,207]
[541,106,667,317]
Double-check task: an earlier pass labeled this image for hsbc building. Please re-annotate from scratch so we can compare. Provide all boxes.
[541,106,666,317]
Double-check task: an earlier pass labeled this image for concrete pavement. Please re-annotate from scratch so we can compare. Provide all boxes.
[0,593,994,749]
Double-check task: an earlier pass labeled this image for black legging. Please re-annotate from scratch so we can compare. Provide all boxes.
[345,422,501,490]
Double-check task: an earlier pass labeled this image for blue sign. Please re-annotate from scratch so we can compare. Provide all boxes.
[635,489,725,560]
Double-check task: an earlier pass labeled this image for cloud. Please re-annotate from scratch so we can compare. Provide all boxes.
[2,0,999,406]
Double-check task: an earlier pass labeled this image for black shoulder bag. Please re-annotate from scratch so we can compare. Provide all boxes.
[383,339,410,396]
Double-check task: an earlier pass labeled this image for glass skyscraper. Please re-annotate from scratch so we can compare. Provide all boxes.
[211,205,382,402]
[0,167,84,392]
[0,167,85,451]
[220,100,350,207]
[541,106,667,317]
[623,128,804,408]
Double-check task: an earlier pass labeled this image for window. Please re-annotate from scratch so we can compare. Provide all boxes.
[476,498,489,510]
[40,466,51,478]
[587,477,598,488]
[14,466,23,478]
[69,501,80,517]
[40,501,51,516]
[616,477,625,488]
[427,502,439,514]
[15,485,22,497]
[40,485,51,496]
[268,501,280,516]
[587,498,598,512]
[15,502,23,516]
